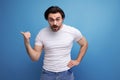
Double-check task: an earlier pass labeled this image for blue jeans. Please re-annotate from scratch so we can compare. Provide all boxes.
[40,69,74,80]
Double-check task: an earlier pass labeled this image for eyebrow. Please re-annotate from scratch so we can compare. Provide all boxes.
[49,17,61,19]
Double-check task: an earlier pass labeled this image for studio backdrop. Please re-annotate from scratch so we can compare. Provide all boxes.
[0,0,120,80]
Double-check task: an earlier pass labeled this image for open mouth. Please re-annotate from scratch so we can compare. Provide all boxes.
[53,25,58,28]
[52,25,59,31]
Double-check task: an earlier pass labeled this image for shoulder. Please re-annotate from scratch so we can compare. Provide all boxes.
[38,27,49,34]
[62,24,81,33]
[40,27,49,33]
[63,24,83,41]
[36,27,49,38]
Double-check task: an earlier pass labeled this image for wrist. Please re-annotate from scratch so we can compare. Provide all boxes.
[76,59,81,63]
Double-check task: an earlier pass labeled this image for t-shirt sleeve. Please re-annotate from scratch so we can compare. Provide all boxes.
[35,32,43,46]
[73,28,83,41]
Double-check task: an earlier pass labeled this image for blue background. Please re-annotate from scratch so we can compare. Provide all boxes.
[0,0,120,80]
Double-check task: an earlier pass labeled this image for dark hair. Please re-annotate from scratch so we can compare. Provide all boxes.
[44,6,65,20]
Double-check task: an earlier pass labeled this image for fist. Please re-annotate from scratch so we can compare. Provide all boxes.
[67,60,79,68]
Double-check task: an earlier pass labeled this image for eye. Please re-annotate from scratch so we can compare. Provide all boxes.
[48,18,54,22]
[56,18,60,21]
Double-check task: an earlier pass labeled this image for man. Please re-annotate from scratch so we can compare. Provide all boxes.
[21,6,88,80]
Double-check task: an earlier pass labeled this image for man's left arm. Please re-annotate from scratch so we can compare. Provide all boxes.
[67,37,88,68]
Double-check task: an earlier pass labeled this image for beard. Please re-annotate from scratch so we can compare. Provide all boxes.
[51,25,61,32]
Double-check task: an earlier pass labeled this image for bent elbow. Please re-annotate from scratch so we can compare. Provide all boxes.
[86,41,88,48]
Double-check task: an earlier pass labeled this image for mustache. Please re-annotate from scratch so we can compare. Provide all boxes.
[52,25,59,28]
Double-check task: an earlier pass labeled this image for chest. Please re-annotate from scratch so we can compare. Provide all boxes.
[42,31,74,49]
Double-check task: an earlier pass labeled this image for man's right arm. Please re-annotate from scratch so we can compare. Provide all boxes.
[21,32,43,61]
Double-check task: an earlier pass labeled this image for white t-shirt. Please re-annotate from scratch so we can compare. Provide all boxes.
[35,24,83,72]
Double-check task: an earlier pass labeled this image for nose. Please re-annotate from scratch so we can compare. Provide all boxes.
[53,20,57,25]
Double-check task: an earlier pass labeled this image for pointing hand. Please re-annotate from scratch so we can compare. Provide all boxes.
[21,32,31,43]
